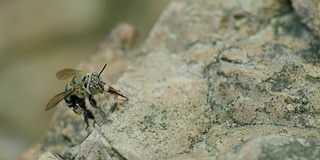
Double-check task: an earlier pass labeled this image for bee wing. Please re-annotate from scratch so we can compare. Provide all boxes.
[56,69,81,80]
[45,89,74,111]
[107,86,129,101]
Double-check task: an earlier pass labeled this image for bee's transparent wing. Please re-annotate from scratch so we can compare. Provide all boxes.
[45,89,74,111]
[107,86,129,101]
[56,69,81,80]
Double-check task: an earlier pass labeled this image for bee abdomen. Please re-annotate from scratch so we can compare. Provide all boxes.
[64,96,73,108]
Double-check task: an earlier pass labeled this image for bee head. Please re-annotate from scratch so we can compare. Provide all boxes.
[85,64,107,95]
[86,72,105,95]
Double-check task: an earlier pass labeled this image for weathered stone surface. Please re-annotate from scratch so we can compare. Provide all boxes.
[226,134,320,160]
[207,43,320,128]
[19,0,320,160]
[292,0,320,38]
[70,130,113,160]
[39,152,61,160]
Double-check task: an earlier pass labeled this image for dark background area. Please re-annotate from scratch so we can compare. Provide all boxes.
[0,1,170,159]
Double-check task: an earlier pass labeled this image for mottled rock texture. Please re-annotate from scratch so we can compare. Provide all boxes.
[19,0,320,159]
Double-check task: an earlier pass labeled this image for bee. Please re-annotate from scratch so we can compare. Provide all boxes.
[45,64,128,130]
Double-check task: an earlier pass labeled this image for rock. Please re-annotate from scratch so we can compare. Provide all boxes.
[19,0,320,160]
[70,129,113,160]
[226,135,320,160]
[207,43,320,128]
[39,152,62,160]
[291,0,320,38]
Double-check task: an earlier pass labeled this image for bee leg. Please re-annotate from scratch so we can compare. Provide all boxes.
[88,95,107,127]
[89,95,105,115]
[74,98,94,130]
[82,109,94,132]
[81,114,90,130]
[67,96,96,131]
[89,95,98,108]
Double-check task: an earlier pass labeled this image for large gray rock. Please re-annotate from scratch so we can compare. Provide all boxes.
[19,0,320,159]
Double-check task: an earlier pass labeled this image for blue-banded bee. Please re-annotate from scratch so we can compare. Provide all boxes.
[45,64,128,130]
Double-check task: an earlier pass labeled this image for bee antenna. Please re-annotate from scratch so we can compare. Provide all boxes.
[98,64,107,77]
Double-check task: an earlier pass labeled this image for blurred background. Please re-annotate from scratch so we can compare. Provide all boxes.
[0,0,170,159]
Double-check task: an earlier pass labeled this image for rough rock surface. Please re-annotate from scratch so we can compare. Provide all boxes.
[19,0,320,159]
